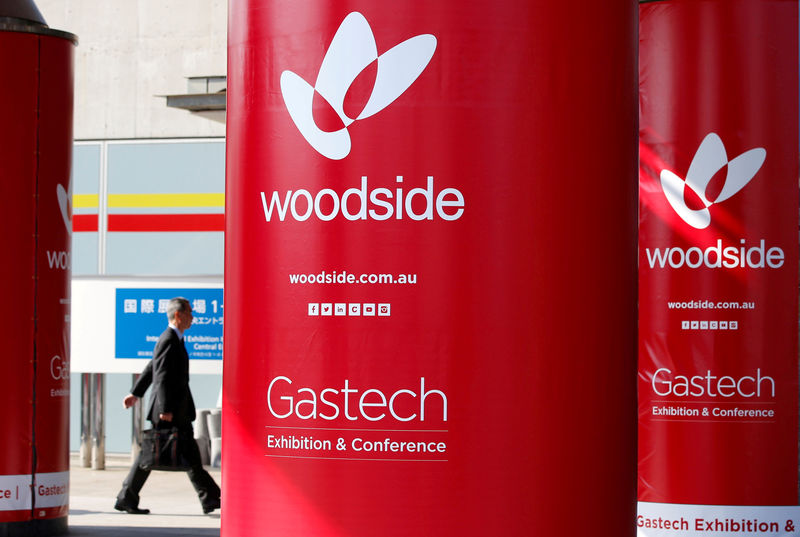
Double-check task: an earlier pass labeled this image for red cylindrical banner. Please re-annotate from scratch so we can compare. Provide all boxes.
[224,3,637,536]
[0,17,74,534]
[638,0,800,533]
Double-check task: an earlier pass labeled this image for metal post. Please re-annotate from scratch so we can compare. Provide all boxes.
[131,373,143,463]
[79,372,91,468]
[90,373,105,470]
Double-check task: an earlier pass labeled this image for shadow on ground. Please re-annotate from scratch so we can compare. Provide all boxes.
[68,527,219,536]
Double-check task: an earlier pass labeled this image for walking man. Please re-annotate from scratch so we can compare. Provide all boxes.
[115,297,221,514]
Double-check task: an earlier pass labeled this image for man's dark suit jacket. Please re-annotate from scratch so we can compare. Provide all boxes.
[132,327,196,428]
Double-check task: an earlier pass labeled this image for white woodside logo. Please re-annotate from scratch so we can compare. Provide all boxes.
[660,132,766,229]
[646,134,783,270]
[56,183,71,230]
[280,12,437,160]
[48,182,72,270]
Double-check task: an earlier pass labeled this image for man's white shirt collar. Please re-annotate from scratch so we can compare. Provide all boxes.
[169,323,184,340]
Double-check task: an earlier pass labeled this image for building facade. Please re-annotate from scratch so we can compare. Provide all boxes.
[38,0,227,453]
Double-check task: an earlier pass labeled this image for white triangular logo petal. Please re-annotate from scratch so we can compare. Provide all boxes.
[280,12,437,159]
[315,12,378,125]
[715,147,766,203]
[358,34,437,120]
[659,132,766,229]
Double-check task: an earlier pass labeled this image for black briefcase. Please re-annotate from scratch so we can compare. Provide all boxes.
[139,428,192,471]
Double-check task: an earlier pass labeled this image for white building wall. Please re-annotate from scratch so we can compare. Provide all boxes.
[36,0,227,139]
[34,0,227,453]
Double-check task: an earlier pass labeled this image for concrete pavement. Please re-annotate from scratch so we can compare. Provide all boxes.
[68,453,220,536]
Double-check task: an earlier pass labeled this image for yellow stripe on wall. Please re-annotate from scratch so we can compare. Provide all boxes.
[108,193,225,208]
[73,194,100,208]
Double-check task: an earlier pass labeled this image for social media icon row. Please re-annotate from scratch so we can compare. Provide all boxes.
[681,320,738,330]
[308,303,391,317]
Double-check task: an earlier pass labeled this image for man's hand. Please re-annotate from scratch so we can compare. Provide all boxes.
[159,412,173,422]
[122,394,138,409]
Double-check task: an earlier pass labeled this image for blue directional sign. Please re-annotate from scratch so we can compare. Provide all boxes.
[115,288,223,360]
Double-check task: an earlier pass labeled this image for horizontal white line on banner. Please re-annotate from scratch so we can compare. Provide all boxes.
[0,475,32,511]
[638,502,800,536]
[265,426,448,433]
[34,471,69,509]
[0,472,69,511]
[265,454,447,463]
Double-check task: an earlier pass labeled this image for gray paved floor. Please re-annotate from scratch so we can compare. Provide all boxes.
[68,453,220,537]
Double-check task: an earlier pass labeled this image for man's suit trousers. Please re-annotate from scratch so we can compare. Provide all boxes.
[116,424,220,510]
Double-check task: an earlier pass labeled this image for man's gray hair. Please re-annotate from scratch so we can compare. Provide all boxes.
[166,297,191,321]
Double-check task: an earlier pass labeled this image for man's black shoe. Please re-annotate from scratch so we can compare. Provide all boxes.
[202,499,221,514]
[114,501,150,514]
